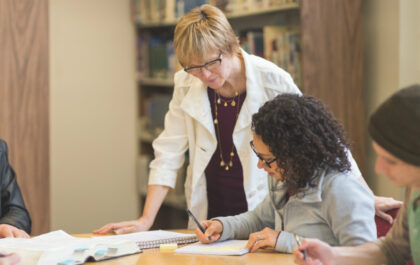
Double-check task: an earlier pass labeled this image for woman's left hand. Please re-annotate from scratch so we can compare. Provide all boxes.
[245,227,280,253]
[374,196,403,224]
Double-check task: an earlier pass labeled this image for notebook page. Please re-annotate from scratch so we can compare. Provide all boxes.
[93,230,198,249]
[93,230,194,241]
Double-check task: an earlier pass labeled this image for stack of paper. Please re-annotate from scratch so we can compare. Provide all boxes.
[175,240,249,256]
[0,230,141,265]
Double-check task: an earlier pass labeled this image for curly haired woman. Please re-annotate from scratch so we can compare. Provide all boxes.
[195,94,376,253]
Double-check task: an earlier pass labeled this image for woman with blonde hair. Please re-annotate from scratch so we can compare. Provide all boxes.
[95,4,400,234]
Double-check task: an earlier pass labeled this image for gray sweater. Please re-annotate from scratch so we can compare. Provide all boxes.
[215,168,377,253]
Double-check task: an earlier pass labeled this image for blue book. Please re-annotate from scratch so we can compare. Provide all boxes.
[184,0,207,14]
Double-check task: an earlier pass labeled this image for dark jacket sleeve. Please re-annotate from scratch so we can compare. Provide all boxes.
[0,140,31,234]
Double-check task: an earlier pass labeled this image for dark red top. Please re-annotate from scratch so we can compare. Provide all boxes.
[205,88,248,219]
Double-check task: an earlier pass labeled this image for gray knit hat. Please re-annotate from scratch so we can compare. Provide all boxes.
[368,84,420,166]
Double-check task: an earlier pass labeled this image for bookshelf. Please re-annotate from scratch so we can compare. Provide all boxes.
[133,0,364,228]
[139,77,174,87]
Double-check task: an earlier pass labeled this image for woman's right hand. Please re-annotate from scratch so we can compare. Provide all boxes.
[195,220,223,243]
[93,216,153,235]
[0,253,22,265]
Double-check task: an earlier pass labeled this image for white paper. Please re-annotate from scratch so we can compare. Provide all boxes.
[0,230,139,265]
[174,240,250,256]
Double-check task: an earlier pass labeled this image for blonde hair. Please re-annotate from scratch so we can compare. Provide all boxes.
[174,4,239,67]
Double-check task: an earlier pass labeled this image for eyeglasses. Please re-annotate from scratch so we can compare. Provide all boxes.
[184,54,222,75]
[250,141,277,168]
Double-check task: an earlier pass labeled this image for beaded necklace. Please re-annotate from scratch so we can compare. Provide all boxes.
[213,90,241,171]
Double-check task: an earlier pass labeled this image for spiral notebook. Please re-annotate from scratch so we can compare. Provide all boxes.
[93,230,198,249]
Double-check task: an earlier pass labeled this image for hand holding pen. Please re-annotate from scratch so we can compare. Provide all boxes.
[294,234,307,261]
[293,238,335,265]
[186,209,222,243]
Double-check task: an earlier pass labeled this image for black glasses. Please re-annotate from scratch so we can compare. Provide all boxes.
[184,54,222,75]
[250,141,277,168]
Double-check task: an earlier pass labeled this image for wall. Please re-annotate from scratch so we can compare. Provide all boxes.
[400,0,420,88]
[49,0,138,233]
[363,0,420,200]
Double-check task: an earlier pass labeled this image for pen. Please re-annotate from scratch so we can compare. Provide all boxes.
[186,209,211,240]
[294,234,307,261]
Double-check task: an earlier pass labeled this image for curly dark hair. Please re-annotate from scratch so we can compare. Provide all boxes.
[251,93,351,193]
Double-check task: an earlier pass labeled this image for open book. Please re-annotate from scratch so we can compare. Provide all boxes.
[174,240,250,256]
[0,230,141,265]
[93,230,198,249]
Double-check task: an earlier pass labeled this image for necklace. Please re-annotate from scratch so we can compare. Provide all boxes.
[213,91,241,171]
[216,92,239,107]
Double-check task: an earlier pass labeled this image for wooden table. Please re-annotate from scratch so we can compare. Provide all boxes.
[80,231,295,265]
[85,248,295,265]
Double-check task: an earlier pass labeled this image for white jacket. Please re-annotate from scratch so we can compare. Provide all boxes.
[148,49,301,228]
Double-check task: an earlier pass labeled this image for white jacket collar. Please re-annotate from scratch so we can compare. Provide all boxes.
[180,49,267,135]
[180,75,215,136]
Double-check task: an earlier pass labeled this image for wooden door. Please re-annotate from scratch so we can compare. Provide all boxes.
[300,0,365,173]
[0,0,49,235]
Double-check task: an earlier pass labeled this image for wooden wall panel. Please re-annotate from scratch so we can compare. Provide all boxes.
[300,0,365,173]
[0,0,49,235]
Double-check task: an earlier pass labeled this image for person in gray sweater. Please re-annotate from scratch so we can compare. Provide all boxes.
[195,93,376,253]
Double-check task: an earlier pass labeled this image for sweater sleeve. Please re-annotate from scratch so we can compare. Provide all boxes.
[274,230,299,253]
[215,195,275,241]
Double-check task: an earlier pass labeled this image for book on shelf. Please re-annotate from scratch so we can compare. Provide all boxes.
[146,34,177,80]
[226,0,253,13]
[133,0,150,23]
[208,0,230,12]
[184,0,207,14]
[166,40,177,77]
[263,25,301,86]
[134,0,299,24]
[134,0,208,24]
[146,93,172,130]
[0,230,141,265]
[165,0,177,22]
[149,36,170,79]
[137,32,150,78]
[211,0,299,14]
[94,230,198,249]
[240,29,265,59]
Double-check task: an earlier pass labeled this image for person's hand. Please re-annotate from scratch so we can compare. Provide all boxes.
[374,196,403,224]
[93,216,152,235]
[245,227,280,253]
[0,253,22,265]
[195,220,223,243]
[293,238,334,265]
[0,224,29,238]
